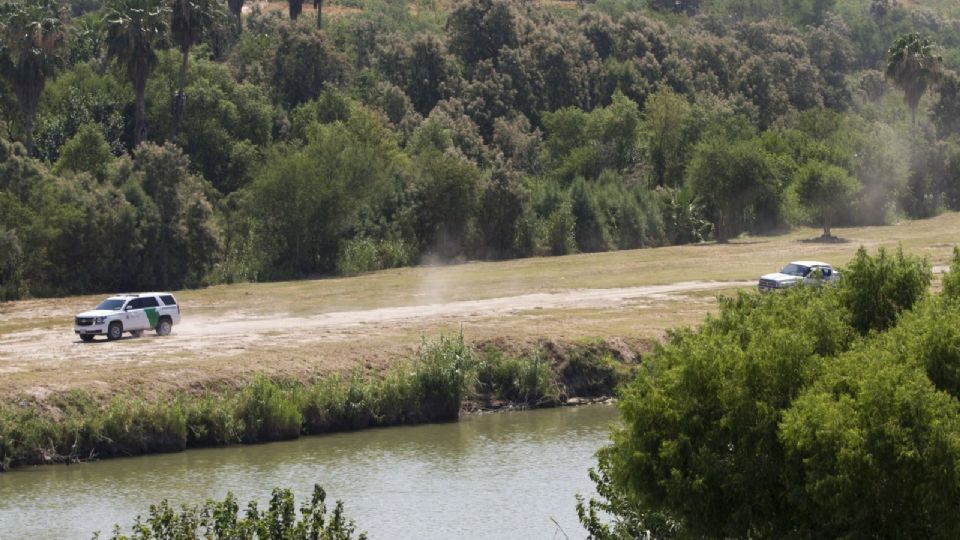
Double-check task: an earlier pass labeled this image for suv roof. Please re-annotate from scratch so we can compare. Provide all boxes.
[789,260,831,267]
[108,292,174,297]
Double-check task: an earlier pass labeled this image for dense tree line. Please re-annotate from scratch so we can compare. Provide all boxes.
[2,0,960,298]
[579,247,960,538]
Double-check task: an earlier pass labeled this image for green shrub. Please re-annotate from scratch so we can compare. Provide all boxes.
[90,397,187,457]
[368,368,419,425]
[413,333,473,421]
[942,246,960,301]
[475,350,559,404]
[185,396,242,446]
[839,245,931,334]
[337,237,380,276]
[780,349,960,538]
[99,484,366,539]
[540,202,577,256]
[236,377,302,443]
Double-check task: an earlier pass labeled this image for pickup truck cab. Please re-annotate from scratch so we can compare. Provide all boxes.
[74,292,181,341]
[758,261,840,292]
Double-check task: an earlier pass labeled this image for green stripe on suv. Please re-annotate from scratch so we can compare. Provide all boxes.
[145,307,159,328]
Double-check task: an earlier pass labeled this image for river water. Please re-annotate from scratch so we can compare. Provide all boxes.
[0,405,618,539]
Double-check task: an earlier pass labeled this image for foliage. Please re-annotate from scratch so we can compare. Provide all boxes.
[583,271,960,537]
[2,0,960,297]
[886,32,943,124]
[780,348,960,538]
[839,245,931,334]
[248,108,401,277]
[53,123,114,181]
[793,159,860,238]
[943,246,960,301]
[104,0,170,145]
[97,484,367,540]
[0,0,65,153]
[686,136,781,241]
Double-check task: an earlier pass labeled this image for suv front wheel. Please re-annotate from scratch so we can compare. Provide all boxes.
[107,322,123,341]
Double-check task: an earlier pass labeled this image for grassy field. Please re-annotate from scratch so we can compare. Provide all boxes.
[1,214,958,403]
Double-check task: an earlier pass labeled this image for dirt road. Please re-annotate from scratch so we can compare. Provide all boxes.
[0,280,750,397]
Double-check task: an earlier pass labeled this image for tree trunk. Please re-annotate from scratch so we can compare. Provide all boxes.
[134,79,147,146]
[289,0,302,20]
[170,48,190,139]
[14,81,41,156]
[23,114,34,156]
[315,0,322,29]
[823,214,832,239]
[228,0,244,33]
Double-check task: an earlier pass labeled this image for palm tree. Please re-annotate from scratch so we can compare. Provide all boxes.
[170,0,215,139]
[886,33,942,125]
[104,0,169,146]
[0,0,64,155]
[314,0,323,28]
[288,0,303,21]
[227,0,243,33]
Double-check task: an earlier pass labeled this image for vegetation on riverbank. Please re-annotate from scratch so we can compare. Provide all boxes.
[94,484,366,540]
[0,335,631,471]
[579,247,960,537]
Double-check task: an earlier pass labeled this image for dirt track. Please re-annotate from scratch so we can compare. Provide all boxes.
[0,280,751,396]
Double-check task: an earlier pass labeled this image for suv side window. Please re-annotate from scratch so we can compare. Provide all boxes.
[140,296,159,308]
[128,298,144,309]
[160,295,176,306]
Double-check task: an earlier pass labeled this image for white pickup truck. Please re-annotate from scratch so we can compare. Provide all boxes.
[758,261,840,292]
[74,292,181,341]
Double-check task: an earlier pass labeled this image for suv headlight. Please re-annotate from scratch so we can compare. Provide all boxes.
[94,316,106,324]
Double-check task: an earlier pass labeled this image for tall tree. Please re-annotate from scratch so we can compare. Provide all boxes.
[314,0,322,29]
[227,0,243,33]
[886,33,942,125]
[105,0,169,146]
[288,0,303,21]
[170,0,214,139]
[794,159,860,239]
[0,0,65,155]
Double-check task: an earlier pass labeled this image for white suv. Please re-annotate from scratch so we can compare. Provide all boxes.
[74,292,181,342]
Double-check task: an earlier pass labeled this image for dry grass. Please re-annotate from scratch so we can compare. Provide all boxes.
[1,214,958,402]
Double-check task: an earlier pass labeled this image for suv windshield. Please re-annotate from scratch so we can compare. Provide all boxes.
[96,299,126,310]
[780,264,811,277]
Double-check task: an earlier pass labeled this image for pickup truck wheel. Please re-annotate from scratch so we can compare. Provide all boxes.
[131,330,144,338]
[80,334,95,342]
[107,322,123,341]
[156,317,172,337]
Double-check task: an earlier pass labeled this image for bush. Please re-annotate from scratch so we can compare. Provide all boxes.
[184,395,242,446]
[780,349,960,538]
[91,397,188,457]
[942,246,960,301]
[99,484,366,540]
[412,333,473,421]
[235,376,302,443]
[839,245,931,334]
[475,349,559,405]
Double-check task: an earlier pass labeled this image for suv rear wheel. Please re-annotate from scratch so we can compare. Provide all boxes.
[107,322,123,341]
[156,317,172,337]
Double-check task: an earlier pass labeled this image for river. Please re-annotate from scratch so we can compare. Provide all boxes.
[0,404,618,539]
